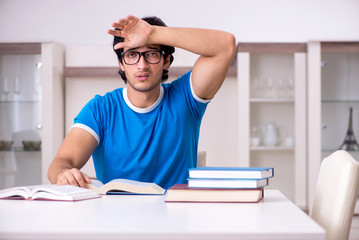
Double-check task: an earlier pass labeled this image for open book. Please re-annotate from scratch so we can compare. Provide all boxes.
[87,179,166,195]
[0,184,100,201]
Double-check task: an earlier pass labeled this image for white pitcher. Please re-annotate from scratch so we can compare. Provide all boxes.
[262,123,279,147]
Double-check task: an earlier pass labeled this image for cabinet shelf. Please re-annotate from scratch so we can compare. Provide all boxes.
[0,149,41,152]
[64,66,237,78]
[250,146,295,151]
[250,98,294,103]
[0,168,17,174]
[322,99,359,103]
[322,149,359,153]
[0,100,40,103]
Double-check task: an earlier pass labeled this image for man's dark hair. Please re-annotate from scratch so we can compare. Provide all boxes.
[113,16,175,83]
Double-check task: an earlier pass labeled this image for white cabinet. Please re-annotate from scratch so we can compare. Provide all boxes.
[237,41,359,219]
[0,42,64,187]
[308,41,359,212]
[237,43,307,209]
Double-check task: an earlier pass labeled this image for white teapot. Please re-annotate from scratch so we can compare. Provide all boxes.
[261,123,279,147]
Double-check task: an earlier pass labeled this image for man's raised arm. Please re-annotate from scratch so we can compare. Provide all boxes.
[108,15,236,100]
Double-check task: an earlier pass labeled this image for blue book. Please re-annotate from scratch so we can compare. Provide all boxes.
[188,167,274,179]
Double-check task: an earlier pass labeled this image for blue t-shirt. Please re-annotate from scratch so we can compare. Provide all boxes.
[73,71,209,189]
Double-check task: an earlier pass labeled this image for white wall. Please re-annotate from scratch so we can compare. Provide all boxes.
[1,0,359,168]
[1,0,359,44]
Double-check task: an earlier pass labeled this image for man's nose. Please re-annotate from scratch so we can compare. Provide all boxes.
[136,55,149,68]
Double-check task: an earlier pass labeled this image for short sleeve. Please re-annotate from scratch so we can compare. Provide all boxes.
[73,95,105,144]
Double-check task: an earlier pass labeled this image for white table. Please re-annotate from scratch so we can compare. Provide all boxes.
[0,190,325,240]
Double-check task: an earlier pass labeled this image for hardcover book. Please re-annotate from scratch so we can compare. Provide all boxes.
[165,184,264,203]
[188,167,274,179]
[187,178,268,189]
[0,184,100,201]
[87,179,165,195]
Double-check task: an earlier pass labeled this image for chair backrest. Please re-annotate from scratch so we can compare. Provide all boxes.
[197,151,207,167]
[311,150,359,240]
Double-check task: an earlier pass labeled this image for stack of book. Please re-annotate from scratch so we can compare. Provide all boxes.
[165,167,274,203]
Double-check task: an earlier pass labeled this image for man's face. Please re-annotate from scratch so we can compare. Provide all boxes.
[120,45,171,93]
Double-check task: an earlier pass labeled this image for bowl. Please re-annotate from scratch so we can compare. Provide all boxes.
[0,141,14,151]
[22,141,41,151]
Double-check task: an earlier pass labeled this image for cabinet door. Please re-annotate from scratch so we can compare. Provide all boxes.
[308,41,359,212]
[0,43,64,188]
[237,43,307,209]
[0,44,42,188]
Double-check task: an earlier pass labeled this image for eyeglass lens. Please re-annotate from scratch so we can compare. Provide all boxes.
[123,51,162,65]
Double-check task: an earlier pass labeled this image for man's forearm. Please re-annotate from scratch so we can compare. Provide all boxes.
[149,26,235,59]
[109,15,235,62]
[47,158,72,184]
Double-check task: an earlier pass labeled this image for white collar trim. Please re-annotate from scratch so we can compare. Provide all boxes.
[123,85,164,113]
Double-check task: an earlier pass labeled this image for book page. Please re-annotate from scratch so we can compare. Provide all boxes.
[30,185,93,196]
[87,180,104,194]
[0,186,33,199]
[108,179,153,187]
[31,185,99,201]
[32,191,73,201]
[101,179,165,194]
[88,179,104,189]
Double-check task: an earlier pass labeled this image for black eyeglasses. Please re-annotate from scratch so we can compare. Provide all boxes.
[121,50,165,65]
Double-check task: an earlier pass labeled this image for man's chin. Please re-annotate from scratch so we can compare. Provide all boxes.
[128,81,161,93]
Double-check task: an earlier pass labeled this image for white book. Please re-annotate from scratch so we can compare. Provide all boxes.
[188,178,269,189]
[189,167,274,179]
[0,184,100,201]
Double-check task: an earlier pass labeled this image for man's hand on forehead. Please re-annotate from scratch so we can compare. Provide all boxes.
[107,15,154,51]
[110,15,138,34]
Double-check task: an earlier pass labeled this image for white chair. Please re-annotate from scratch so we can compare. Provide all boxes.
[311,150,359,240]
[197,151,206,167]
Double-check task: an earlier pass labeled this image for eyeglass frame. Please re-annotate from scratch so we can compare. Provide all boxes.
[120,50,166,65]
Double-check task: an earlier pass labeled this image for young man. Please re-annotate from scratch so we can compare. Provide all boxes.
[48,15,236,189]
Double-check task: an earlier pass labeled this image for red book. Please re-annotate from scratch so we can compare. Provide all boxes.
[165,184,264,203]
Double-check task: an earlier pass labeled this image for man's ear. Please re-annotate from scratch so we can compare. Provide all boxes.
[163,55,172,70]
[119,59,125,72]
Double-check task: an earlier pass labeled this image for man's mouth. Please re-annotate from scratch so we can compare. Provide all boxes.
[136,72,150,81]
